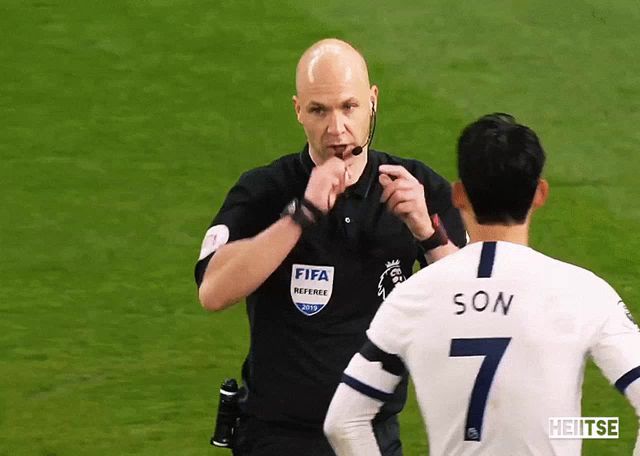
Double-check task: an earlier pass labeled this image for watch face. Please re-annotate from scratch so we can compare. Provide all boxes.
[283,198,298,216]
[288,199,298,215]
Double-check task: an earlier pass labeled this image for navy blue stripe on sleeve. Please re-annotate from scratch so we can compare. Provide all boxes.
[341,373,393,402]
[615,366,640,393]
[477,241,497,278]
[359,338,406,376]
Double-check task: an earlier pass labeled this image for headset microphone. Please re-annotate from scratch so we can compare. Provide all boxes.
[352,104,377,156]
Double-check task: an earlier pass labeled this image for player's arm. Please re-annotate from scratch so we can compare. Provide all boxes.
[588,288,640,455]
[197,157,348,311]
[324,338,405,456]
[624,382,640,456]
[325,288,412,455]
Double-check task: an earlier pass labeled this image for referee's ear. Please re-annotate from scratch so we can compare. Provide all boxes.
[532,178,549,211]
[293,95,302,123]
[452,181,469,211]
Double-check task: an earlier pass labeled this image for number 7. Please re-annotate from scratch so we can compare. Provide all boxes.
[449,337,511,442]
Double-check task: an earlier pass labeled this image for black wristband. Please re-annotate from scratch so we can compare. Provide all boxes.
[281,198,321,230]
[418,214,449,253]
[300,198,324,222]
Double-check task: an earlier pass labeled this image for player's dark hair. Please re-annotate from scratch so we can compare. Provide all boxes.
[457,113,546,225]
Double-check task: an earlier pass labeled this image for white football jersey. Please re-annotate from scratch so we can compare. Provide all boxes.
[333,241,640,456]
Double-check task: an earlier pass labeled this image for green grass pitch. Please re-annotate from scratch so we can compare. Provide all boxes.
[2,1,639,454]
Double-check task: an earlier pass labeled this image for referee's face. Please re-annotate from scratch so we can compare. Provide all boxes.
[294,52,377,166]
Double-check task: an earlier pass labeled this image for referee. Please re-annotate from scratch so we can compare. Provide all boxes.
[195,38,466,456]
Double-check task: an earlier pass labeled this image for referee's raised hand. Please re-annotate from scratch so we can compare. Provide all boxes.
[379,164,434,240]
[304,156,349,213]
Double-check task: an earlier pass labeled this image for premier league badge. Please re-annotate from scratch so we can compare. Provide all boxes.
[377,259,406,301]
[290,264,334,316]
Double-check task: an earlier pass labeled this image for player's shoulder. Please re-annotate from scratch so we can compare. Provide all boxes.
[375,249,468,325]
[372,149,450,188]
[385,244,479,302]
[515,246,622,309]
[396,241,614,292]
[410,243,485,286]
[533,248,613,290]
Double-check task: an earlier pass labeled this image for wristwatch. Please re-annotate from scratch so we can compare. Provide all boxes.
[281,198,323,229]
[418,214,449,252]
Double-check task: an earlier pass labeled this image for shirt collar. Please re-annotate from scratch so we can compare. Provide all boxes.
[299,143,315,174]
[298,144,378,199]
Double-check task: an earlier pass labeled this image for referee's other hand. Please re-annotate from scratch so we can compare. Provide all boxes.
[304,156,348,213]
[379,164,434,240]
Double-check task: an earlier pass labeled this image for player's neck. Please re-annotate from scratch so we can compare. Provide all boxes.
[468,223,529,246]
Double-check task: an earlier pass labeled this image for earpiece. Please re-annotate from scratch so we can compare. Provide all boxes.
[353,100,378,157]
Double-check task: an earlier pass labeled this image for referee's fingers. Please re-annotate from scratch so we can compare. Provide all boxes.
[379,176,396,203]
[390,200,414,216]
[336,170,346,195]
[386,189,410,208]
[379,176,414,203]
[379,173,393,186]
[325,156,348,175]
[378,164,417,182]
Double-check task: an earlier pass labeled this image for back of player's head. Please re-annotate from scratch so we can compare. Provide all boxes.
[457,113,546,225]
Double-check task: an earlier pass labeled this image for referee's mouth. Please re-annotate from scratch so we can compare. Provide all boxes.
[328,144,349,158]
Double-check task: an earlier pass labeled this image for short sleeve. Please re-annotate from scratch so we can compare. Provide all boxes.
[337,285,417,404]
[194,169,280,286]
[366,283,419,359]
[589,284,640,394]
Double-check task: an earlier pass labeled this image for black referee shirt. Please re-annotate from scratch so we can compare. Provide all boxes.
[195,146,466,428]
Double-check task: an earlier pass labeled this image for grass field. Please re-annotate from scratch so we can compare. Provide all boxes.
[2,0,639,454]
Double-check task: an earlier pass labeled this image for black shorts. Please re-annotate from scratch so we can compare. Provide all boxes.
[232,414,402,456]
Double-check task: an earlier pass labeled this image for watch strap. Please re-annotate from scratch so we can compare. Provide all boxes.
[418,214,449,252]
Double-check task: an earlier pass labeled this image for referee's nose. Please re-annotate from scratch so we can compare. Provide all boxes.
[326,110,347,137]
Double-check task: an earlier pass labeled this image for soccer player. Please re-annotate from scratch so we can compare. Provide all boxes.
[324,113,640,455]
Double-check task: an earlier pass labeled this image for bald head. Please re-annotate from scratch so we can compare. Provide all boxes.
[295,39,370,94]
[292,39,378,166]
